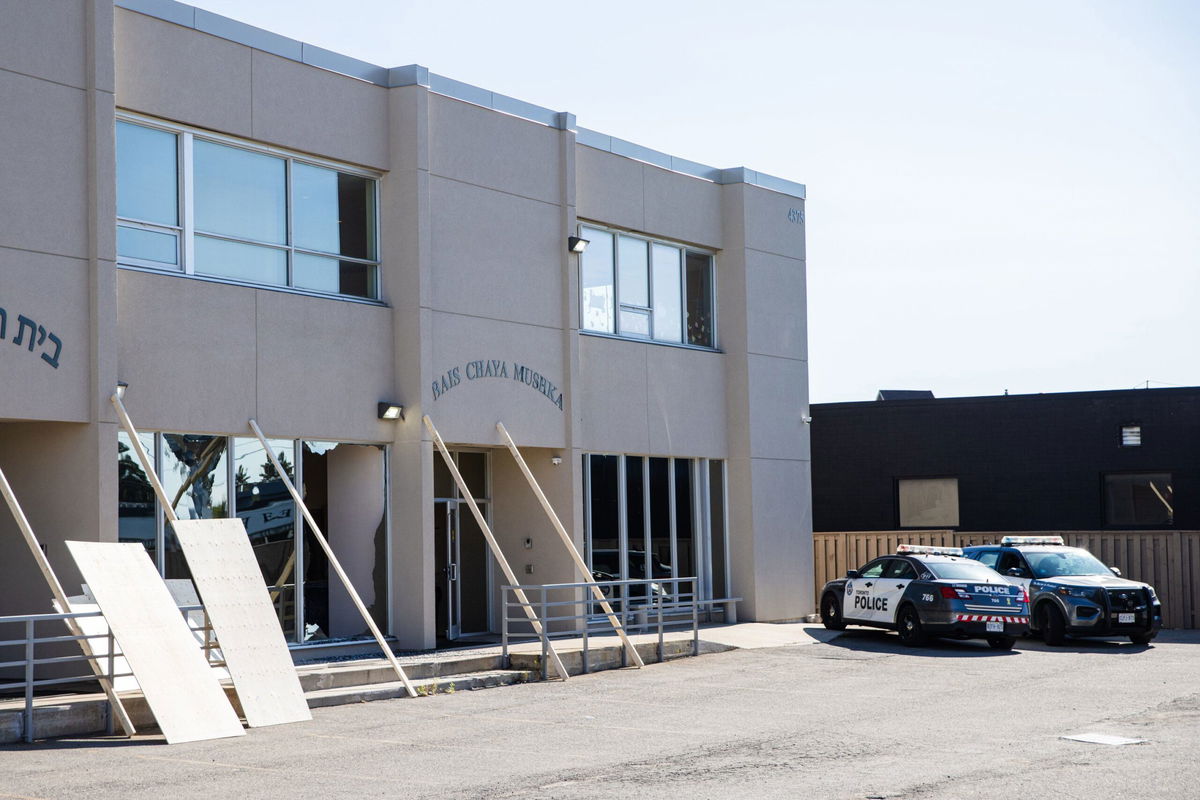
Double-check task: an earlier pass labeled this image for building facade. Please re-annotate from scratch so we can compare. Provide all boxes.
[811,388,1198,533]
[0,0,812,651]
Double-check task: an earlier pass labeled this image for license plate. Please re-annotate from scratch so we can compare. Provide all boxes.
[1118,613,1136,624]
[986,621,1004,633]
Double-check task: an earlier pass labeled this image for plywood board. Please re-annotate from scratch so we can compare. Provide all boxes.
[65,541,245,744]
[172,519,312,727]
[53,599,138,692]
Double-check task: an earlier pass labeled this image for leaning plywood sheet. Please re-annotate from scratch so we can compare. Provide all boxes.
[172,519,312,728]
[65,541,245,744]
[52,598,137,692]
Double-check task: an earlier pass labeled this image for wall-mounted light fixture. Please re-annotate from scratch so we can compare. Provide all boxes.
[567,236,589,254]
[115,381,129,400]
[801,416,813,424]
[551,456,563,466]
[377,402,405,421]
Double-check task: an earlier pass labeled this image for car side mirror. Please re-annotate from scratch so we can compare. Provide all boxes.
[846,569,860,579]
[1110,566,1121,577]
[1005,567,1029,578]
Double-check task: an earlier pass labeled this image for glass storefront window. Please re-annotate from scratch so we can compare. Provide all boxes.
[117,431,157,562]
[580,227,615,334]
[160,434,229,579]
[194,140,287,244]
[235,437,298,642]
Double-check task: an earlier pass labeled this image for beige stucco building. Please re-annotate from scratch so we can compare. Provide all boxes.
[0,0,812,653]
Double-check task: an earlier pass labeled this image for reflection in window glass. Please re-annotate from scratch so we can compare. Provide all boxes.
[674,459,694,599]
[709,460,727,601]
[118,432,157,563]
[624,456,644,586]
[160,434,229,579]
[195,235,288,286]
[292,163,376,260]
[648,458,672,597]
[116,121,177,226]
[618,236,649,308]
[235,437,297,642]
[651,244,683,342]
[618,308,651,338]
[1105,473,1173,526]
[686,251,714,347]
[118,226,178,266]
[580,227,614,333]
[586,455,620,570]
[292,253,378,300]
[194,139,287,244]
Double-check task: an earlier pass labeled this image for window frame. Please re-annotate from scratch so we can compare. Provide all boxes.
[1102,471,1174,528]
[577,222,718,350]
[116,112,384,303]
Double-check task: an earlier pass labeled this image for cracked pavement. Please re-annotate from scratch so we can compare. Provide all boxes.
[2,627,1197,799]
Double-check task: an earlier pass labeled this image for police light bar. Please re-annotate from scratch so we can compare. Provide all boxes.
[896,544,964,557]
[1000,536,1065,546]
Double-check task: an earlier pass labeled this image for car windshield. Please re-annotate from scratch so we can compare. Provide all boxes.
[926,560,1005,581]
[1025,549,1111,578]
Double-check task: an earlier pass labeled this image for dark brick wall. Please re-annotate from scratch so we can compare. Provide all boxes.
[811,388,1200,532]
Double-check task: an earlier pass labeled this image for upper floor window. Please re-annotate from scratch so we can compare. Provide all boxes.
[116,118,380,300]
[579,224,715,348]
[1104,472,1173,526]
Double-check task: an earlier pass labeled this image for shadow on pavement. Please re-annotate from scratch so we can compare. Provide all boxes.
[0,734,166,752]
[821,628,1020,657]
[1014,635,1154,654]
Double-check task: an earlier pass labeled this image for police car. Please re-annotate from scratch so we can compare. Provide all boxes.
[962,536,1162,646]
[819,545,1030,649]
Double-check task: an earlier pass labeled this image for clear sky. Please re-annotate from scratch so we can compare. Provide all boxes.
[187,0,1200,403]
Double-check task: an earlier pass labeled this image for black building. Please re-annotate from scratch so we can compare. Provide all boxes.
[811,388,1199,532]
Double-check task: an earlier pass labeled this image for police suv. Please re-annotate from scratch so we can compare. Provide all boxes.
[820,545,1030,649]
[962,536,1162,646]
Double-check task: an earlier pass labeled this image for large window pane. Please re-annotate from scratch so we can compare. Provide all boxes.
[1105,473,1173,526]
[194,139,286,244]
[708,460,727,601]
[686,251,714,347]
[624,456,645,588]
[116,121,177,226]
[292,163,376,260]
[674,459,695,600]
[160,434,229,580]
[195,235,287,286]
[618,235,649,308]
[580,227,614,333]
[118,225,178,266]
[118,432,157,562]
[648,458,672,599]
[235,437,297,642]
[618,308,650,338]
[293,253,377,299]
[651,244,683,342]
[586,455,620,576]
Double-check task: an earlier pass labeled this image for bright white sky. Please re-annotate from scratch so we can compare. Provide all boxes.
[188,0,1200,403]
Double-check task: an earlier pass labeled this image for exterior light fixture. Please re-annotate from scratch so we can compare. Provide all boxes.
[567,236,589,254]
[801,416,813,424]
[377,402,404,421]
[551,456,563,466]
[115,381,129,400]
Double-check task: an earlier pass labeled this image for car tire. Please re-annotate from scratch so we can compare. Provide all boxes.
[820,593,846,631]
[896,605,926,646]
[1040,603,1067,646]
[987,636,1015,650]
[1129,631,1156,645]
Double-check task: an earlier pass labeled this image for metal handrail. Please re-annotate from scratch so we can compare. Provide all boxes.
[501,577,741,679]
[0,603,220,743]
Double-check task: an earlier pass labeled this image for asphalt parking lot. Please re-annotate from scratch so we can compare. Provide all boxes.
[2,628,1197,800]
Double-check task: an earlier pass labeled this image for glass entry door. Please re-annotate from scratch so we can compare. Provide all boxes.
[434,499,490,641]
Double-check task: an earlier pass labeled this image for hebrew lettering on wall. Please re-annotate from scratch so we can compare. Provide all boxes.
[0,307,64,369]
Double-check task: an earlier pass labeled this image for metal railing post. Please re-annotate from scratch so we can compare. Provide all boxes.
[501,588,509,667]
[657,584,665,663]
[692,590,700,657]
[106,630,116,735]
[581,585,589,674]
[23,619,35,743]
[539,588,548,681]
[619,584,628,668]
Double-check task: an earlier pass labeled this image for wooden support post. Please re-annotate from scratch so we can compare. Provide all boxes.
[248,420,417,698]
[495,422,644,668]
[423,416,570,680]
[111,394,178,525]
[0,465,137,737]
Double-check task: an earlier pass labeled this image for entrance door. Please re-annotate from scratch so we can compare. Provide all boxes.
[434,499,491,641]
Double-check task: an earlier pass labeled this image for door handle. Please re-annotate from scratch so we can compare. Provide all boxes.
[448,564,458,582]
[864,581,873,587]
[896,584,906,590]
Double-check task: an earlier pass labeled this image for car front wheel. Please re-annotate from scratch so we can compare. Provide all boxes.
[1129,631,1156,645]
[1040,603,1067,646]
[821,593,846,631]
[896,605,926,646]
[987,636,1015,650]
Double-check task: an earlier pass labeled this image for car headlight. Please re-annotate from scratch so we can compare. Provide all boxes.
[1146,585,1159,602]
[1056,586,1099,600]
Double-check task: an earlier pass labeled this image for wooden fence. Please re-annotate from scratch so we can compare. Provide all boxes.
[814,530,1200,629]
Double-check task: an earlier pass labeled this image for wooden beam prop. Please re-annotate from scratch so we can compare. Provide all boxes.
[111,393,178,526]
[423,416,570,680]
[0,466,137,737]
[249,419,417,698]
[495,422,644,668]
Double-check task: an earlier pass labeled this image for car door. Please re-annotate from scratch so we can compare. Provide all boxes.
[843,559,888,622]
[996,550,1033,591]
[877,558,918,625]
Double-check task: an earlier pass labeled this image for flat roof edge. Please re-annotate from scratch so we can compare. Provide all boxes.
[115,0,806,200]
